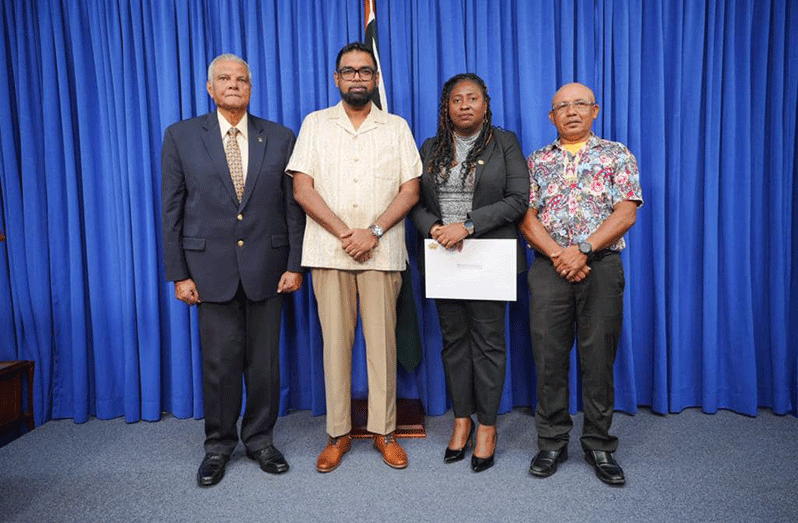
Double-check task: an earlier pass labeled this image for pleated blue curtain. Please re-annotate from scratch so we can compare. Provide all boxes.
[0,0,796,426]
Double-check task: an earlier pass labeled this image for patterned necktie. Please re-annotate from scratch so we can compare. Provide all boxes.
[225,127,244,202]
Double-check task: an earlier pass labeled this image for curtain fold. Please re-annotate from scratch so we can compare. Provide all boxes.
[0,0,796,426]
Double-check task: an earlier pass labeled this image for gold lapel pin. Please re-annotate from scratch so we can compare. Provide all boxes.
[477,160,484,165]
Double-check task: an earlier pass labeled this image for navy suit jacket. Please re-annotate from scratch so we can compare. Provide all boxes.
[161,112,304,302]
[409,127,530,272]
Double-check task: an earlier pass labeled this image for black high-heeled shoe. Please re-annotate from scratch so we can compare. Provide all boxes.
[443,418,474,463]
[471,430,497,472]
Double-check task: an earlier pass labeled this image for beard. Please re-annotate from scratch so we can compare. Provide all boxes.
[340,85,375,108]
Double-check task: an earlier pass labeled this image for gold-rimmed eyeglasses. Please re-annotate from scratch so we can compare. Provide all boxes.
[552,100,596,114]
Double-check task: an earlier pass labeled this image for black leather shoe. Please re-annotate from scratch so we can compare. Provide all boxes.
[197,453,229,487]
[247,445,289,474]
[529,447,568,477]
[444,418,475,464]
[470,432,497,473]
[584,450,625,486]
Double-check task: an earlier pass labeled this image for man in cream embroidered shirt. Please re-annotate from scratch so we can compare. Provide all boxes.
[286,42,421,473]
[287,101,420,271]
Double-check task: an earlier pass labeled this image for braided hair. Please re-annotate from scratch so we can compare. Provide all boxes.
[428,73,493,186]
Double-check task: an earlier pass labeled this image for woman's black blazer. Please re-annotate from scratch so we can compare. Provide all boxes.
[409,127,530,273]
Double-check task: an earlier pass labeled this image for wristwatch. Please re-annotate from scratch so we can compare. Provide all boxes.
[578,241,593,259]
[369,224,384,238]
[463,219,475,236]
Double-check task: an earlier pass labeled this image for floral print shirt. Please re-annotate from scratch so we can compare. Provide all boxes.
[527,134,643,251]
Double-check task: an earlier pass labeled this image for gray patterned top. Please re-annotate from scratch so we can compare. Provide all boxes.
[438,130,479,224]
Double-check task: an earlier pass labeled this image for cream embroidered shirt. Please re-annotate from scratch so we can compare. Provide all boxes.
[287,102,422,271]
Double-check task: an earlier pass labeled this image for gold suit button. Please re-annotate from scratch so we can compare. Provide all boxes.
[237,214,243,221]
[237,240,244,247]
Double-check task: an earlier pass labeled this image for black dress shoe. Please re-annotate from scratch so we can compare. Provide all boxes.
[529,447,568,477]
[584,450,625,486]
[470,432,497,473]
[247,445,289,474]
[197,453,229,487]
[444,418,474,464]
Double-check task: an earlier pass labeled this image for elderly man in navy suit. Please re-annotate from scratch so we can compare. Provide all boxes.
[161,54,304,487]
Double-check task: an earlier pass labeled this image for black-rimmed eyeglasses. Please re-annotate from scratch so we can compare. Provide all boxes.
[337,67,376,81]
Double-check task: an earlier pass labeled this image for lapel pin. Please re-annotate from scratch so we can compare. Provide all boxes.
[477,160,484,165]
[258,136,263,142]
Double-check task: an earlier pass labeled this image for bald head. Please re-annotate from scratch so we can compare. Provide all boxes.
[549,83,599,144]
[551,83,596,108]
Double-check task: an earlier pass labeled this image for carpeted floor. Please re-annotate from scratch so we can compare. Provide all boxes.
[0,407,796,522]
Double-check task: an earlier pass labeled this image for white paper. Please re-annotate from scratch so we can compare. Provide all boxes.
[423,239,517,301]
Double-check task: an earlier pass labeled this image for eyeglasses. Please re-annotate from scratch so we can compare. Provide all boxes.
[337,67,376,81]
[552,100,596,114]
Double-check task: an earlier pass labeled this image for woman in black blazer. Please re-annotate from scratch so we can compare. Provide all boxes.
[410,73,529,472]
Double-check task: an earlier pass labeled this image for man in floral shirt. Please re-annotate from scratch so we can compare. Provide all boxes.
[520,83,643,486]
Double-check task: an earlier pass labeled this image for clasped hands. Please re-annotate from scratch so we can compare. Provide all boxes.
[340,228,378,262]
[430,223,468,251]
[550,245,591,283]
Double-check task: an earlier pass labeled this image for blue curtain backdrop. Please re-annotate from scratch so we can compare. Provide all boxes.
[1,0,796,426]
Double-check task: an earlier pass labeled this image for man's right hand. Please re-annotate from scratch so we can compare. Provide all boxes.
[340,228,377,263]
[175,278,200,305]
[551,246,591,283]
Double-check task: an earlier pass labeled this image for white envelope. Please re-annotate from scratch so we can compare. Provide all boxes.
[423,239,517,301]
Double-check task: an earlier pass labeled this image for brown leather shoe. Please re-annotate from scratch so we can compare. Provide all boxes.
[316,434,352,473]
[373,433,408,469]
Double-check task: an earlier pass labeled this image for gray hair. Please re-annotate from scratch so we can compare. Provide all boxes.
[207,54,252,84]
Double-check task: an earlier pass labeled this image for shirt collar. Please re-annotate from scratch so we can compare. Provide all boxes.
[217,110,249,142]
[550,132,598,151]
[328,101,388,133]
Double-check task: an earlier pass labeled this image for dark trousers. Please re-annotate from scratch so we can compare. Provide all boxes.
[197,283,284,456]
[528,253,624,452]
[435,299,507,426]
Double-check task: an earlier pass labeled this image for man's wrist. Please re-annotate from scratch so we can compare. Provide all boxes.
[369,223,384,239]
[578,241,593,259]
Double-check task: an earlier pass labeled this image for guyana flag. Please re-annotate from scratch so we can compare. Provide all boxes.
[364,0,388,110]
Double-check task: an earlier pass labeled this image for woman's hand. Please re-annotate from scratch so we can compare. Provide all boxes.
[432,222,468,250]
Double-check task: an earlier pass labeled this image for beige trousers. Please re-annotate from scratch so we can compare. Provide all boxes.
[311,268,402,437]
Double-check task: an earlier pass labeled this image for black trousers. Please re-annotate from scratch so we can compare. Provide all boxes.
[197,283,284,456]
[528,253,624,452]
[435,299,507,426]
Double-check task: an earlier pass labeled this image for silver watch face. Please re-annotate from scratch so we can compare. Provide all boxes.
[579,242,592,255]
